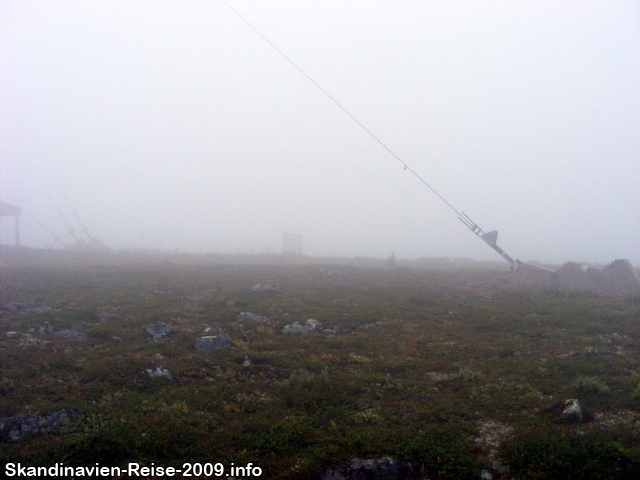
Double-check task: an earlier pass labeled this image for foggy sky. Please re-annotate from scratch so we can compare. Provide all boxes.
[2,0,639,265]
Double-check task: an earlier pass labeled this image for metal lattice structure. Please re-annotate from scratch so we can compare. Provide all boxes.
[283,233,302,256]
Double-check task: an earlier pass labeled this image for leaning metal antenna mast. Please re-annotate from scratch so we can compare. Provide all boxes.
[63,194,93,241]
[24,208,70,249]
[48,195,79,243]
[221,0,516,265]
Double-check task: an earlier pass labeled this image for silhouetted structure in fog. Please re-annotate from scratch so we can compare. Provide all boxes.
[511,259,639,293]
[1,202,21,246]
[283,233,302,256]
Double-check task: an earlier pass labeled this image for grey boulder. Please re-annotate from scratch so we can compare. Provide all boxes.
[195,332,233,351]
[146,320,173,341]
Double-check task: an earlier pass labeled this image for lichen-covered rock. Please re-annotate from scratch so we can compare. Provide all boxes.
[17,334,45,348]
[283,322,307,335]
[249,284,280,293]
[38,322,53,334]
[54,329,87,342]
[543,398,592,424]
[145,366,171,379]
[0,409,85,441]
[195,333,233,351]
[562,399,586,423]
[283,318,323,335]
[236,312,270,324]
[480,470,494,480]
[72,321,92,330]
[146,320,173,341]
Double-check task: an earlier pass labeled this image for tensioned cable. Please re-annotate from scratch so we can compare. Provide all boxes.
[220,0,463,218]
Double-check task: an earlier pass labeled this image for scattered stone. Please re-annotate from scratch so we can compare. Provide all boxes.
[358,322,382,330]
[224,298,237,307]
[145,366,171,379]
[476,420,513,475]
[249,284,280,293]
[0,409,85,441]
[152,288,184,296]
[38,322,53,334]
[236,312,270,324]
[544,398,591,424]
[480,469,494,480]
[146,320,173,341]
[283,318,323,335]
[582,347,612,356]
[5,331,19,339]
[54,329,87,342]
[476,420,514,453]
[17,334,45,348]
[195,332,233,351]
[321,457,417,480]
[72,321,92,330]
[305,318,322,330]
[95,312,119,322]
[282,323,307,335]
[594,410,640,427]
[111,335,123,342]
[562,399,585,423]
[3,302,52,313]
[323,326,342,335]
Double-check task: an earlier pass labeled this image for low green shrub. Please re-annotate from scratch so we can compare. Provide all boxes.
[501,426,639,480]
[572,376,611,395]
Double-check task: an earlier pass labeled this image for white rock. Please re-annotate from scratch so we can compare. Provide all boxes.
[146,366,171,379]
[562,399,584,422]
[283,319,323,335]
[236,312,270,323]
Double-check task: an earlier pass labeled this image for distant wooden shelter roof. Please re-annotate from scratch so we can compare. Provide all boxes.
[1,202,21,216]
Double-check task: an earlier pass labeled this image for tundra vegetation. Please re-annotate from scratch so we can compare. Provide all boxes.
[0,256,639,479]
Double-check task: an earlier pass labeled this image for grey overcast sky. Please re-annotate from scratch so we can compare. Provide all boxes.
[1,0,639,265]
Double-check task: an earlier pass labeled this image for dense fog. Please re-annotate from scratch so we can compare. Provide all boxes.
[2,1,639,265]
